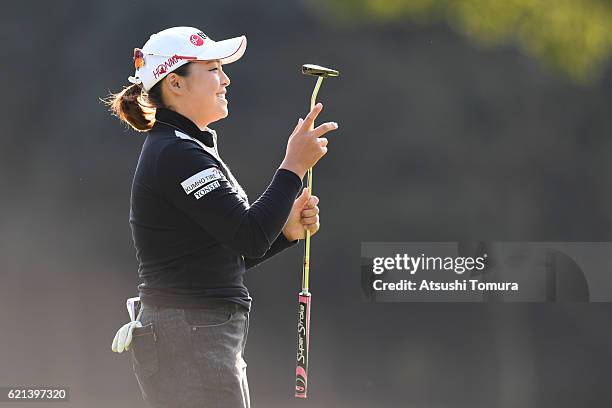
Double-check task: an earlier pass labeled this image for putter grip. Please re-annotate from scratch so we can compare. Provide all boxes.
[295,292,311,398]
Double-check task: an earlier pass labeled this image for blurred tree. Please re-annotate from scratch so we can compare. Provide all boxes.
[318,0,612,82]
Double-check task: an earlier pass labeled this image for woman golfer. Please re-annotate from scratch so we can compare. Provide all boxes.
[107,26,337,408]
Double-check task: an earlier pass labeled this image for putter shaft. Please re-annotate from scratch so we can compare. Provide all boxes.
[302,76,324,293]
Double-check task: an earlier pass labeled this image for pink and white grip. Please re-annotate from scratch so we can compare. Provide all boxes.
[295,293,311,398]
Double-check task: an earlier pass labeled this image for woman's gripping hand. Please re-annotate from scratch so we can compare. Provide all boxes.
[282,188,320,241]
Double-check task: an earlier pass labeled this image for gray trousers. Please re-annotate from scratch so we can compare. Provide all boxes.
[130,302,250,408]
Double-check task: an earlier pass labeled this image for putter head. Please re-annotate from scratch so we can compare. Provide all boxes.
[302,64,339,78]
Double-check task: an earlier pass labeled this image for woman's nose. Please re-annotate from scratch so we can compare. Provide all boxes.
[221,70,230,86]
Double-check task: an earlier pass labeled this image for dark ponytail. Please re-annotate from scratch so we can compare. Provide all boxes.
[105,83,155,131]
[104,63,192,132]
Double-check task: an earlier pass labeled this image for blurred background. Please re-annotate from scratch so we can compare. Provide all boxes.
[2,0,612,406]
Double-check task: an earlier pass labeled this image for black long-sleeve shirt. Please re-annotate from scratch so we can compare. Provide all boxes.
[130,108,302,310]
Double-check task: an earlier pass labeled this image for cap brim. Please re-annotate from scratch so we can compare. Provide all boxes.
[195,35,247,64]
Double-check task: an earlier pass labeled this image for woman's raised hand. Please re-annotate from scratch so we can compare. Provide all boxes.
[280,103,338,179]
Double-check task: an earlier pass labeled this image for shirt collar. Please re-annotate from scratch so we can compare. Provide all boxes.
[154,108,215,148]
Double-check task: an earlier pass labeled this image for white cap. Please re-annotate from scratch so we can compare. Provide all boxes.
[128,26,247,91]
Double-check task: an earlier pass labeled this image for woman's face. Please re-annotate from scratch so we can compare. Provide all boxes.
[164,59,231,129]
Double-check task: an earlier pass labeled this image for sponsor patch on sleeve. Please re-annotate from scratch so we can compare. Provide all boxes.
[180,168,224,195]
[194,180,221,200]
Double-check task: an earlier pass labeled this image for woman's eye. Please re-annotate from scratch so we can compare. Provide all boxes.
[209,67,218,71]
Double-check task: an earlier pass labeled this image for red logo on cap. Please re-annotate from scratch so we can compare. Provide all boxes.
[190,34,204,46]
[153,55,181,79]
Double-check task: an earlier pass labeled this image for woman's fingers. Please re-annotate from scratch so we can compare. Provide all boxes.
[305,222,320,236]
[284,102,336,176]
[300,194,320,234]
[301,214,319,225]
[301,207,319,218]
[312,122,339,138]
[301,197,319,214]
[302,103,323,130]
[303,195,319,207]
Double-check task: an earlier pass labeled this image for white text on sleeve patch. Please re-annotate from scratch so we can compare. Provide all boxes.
[194,180,221,200]
[181,168,224,195]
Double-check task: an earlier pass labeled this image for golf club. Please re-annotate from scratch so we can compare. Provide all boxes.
[295,63,339,399]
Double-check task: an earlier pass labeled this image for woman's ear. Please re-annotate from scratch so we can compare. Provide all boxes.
[165,74,183,94]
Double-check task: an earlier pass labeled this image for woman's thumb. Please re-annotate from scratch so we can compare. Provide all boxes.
[298,187,310,202]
